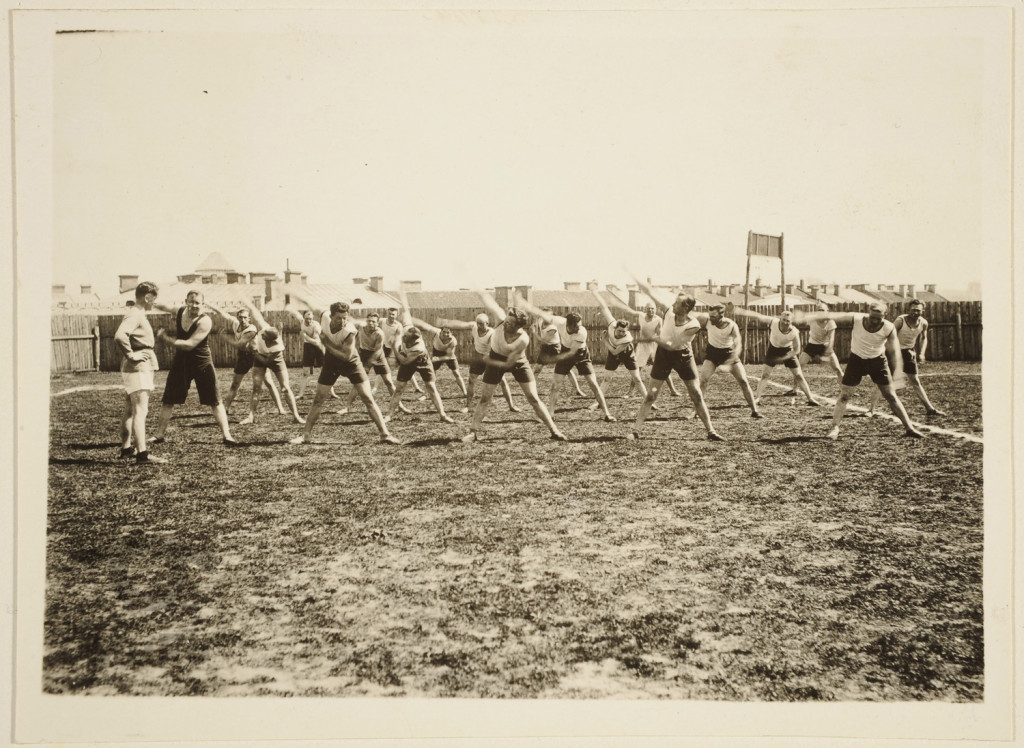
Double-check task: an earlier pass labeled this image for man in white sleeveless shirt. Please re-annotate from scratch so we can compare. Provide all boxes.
[435,310,519,414]
[867,299,945,417]
[733,309,820,406]
[800,302,924,439]
[696,303,761,418]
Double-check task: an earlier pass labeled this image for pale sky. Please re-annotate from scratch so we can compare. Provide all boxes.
[51,8,1002,297]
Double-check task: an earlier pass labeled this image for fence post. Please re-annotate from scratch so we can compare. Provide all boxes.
[92,326,100,371]
[955,304,964,361]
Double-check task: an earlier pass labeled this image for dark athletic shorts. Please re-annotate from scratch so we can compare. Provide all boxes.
[765,344,799,369]
[163,356,220,406]
[842,353,893,387]
[604,346,638,372]
[650,347,698,382]
[469,357,488,377]
[397,355,435,384]
[554,349,594,377]
[432,356,459,371]
[233,349,255,376]
[253,350,287,376]
[538,343,561,363]
[804,342,831,360]
[900,349,918,376]
[302,343,324,368]
[357,347,389,376]
[319,352,368,387]
[482,353,534,385]
[704,345,737,367]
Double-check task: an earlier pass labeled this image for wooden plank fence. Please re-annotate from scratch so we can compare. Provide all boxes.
[51,315,99,373]
[60,301,982,374]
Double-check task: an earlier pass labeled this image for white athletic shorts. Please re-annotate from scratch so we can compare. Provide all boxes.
[122,369,155,395]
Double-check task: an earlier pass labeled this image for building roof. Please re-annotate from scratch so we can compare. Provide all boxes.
[193,252,237,273]
[403,290,489,310]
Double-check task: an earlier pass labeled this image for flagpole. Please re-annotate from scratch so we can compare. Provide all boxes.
[744,231,752,364]
[779,232,785,310]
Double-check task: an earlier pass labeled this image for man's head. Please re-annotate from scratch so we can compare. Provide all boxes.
[643,303,655,317]
[778,309,793,330]
[868,301,887,321]
[565,311,583,334]
[134,281,158,310]
[261,327,280,345]
[613,319,629,339]
[185,290,203,312]
[439,326,454,343]
[817,301,830,313]
[386,307,398,322]
[475,313,490,333]
[671,294,695,317]
[403,324,421,344]
[907,300,924,320]
[504,308,529,332]
[708,303,725,323]
[364,312,379,331]
[329,301,350,325]
[302,310,314,324]
[235,308,251,325]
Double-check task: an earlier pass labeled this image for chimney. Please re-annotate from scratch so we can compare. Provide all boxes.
[352,277,368,285]
[52,284,66,295]
[898,284,906,297]
[586,280,599,292]
[226,272,245,284]
[798,278,806,291]
[400,280,422,292]
[564,282,581,292]
[707,279,714,292]
[718,285,731,297]
[628,288,639,309]
[907,284,916,298]
[285,268,302,284]
[80,284,92,296]
[925,284,936,294]
[119,274,139,293]
[264,278,273,303]
[493,286,512,308]
[515,285,533,305]
[604,284,619,292]
[809,285,819,299]
[369,276,383,293]
[785,284,794,295]
[851,283,868,292]
[754,279,765,297]
[832,284,841,296]
[249,272,275,284]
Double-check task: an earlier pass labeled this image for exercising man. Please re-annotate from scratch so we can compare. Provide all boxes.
[696,303,761,418]
[630,302,683,398]
[151,290,237,445]
[436,310,520,414]
[236,300,305,424]
[798,301,925,439]
[213,305,286,422]
[867,299,946,416]
[114,281,167,464]
[737,309,820,407]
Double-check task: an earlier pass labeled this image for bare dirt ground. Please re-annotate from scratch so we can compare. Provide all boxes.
[44,362,982,699]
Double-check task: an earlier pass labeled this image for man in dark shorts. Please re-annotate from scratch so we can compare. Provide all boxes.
[867,299,946,417]
[695,303,760,418]
[340,311,409,416]
[736,309,819,406]
[289,298,398,445]
[798,302,924,439]
[590,291,651,405]
[428,325,469,397]
[385,324,455,424]
[627,277,724,441]
[151,290,237,445]
[211,304,285,422]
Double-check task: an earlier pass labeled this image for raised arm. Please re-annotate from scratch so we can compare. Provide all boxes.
[629,274,672,316]
[411,316,441,336]
[794,309,857,326]
[291,293,324,319]
[475,289,507,323]
[731,307,776,325]
[238,298,270,330]
[516,295,558,326]
[591,291,618,327]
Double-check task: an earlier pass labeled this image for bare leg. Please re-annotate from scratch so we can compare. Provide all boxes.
[423,379,454,422]
[355,379,396,440]
[631,378,665,437]
[131,390,151,453]
[583,372,614,420]
[265,370,286,414]
[683,376,721,438]
[120,393,134,450]
[792,368,819,405]
[501,377,519,411]
[880,384,924,436]
[827,385,856,438]
[731,362,760,416]
[547,373,566,416]
[754,366,774,402]
[520,379,564,437]
[908,373,944,415]
[465,372,479,413]
[274,368,305,423]
[467,382,497,438]
[212,403,235,442]
[387,380,410,419]
[153,403,174,440]
[569,369,586,397]
[222,372,246,414]
[292,385,331,443]
[451,367,468,396]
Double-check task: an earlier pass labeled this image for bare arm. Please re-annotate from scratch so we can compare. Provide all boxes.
[591,291,618,327]
[885,329,904,378]
[113,313,151,361]
[918,319,929,361]
[411,316,441,336]
[475,289,507,323]
[160,315,213,351]
[629,275,672,316]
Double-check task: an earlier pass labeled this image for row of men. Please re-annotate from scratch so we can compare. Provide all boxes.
[114,280,944,463]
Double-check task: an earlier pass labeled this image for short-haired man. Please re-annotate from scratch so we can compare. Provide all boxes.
[867,299,946,417]
[696,303,761,418]
[799,302,925,439]
[235,301,305,424]
[114,282,167,464]
[436,311,520,414]
[212,305,286,423]
[737,309,820,407]
[532,310,588,399]
[461,293,566,442]
[590,291,651,406]
[630,302,683,398]
[151,290,237,445]
[339,311,408,416]
[800,302,844,381]
[383,295,455,423]
[380,306,426,399]
[289,299,399,445]
[628,278,724,441]
[428,325,469,396]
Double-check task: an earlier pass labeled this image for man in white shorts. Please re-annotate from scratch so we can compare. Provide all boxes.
[799,302,924,439]
[114,281,167,464]
[867,299,946,417]
[737,309,820,407]
[696,303,761,418]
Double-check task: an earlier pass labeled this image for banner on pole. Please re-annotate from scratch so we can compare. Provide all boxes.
[747,232,782,258]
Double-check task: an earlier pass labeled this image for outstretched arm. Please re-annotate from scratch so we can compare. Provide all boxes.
[629,274,673,316]
[475,289,507,324]
[794,309,857,326]
[516,295,559,326]
[591,291,618,327]
[160,315,213,351]
[731,307,776,325]
[291,293,324,320]
[411,316,441,336]
[238,298,270,331]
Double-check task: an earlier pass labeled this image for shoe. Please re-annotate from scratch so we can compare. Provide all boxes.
[223,438,241,447]
[238,414,254,425]
[650,403,659,411]
[587,402,599,411]
[707,431,725,442]
[119,447,136,459]
[289,435,308,445]
[461,432,478,443]
[627,430,641,440]
[603,414,617,422]
[136,452,168,465]
[905,428,925,438]
[782,390,799,397]
[751,411,763,419]
[380,434,401,445]
[440,414,455,424]
[826,426,840,440]
[150,436,166,445]
[550,430,568,441]
[925,409,946,417]
[806,400,820,407]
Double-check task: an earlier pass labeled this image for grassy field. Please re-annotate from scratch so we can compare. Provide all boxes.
[45,362,983,699]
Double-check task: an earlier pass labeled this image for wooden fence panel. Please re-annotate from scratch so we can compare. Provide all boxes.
[51,315,98,373]
[81,300,982,372]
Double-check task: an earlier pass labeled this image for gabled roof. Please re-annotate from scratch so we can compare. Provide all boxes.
[194,252,237,273]
[834,286,880,304]
[531,289,607,308]
[403,290,488,310]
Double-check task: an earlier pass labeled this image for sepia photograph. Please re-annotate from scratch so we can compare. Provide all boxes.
[6,1,1017,745]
